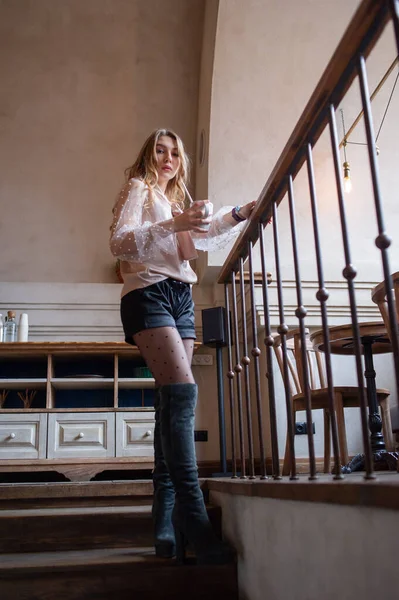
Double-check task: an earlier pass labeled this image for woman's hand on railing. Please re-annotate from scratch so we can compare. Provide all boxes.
[238,200,256,220]
[223,200,256,227]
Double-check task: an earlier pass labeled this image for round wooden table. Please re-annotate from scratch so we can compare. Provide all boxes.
[310,321,397,473]
[311,321,391,356]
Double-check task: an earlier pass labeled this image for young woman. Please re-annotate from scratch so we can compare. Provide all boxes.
[110,128,255,564]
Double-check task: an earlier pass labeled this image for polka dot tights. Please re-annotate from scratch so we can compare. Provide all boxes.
[133,327,195,385]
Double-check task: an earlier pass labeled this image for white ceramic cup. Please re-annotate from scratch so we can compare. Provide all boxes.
[18,313,29,342]
[195,200,213,231]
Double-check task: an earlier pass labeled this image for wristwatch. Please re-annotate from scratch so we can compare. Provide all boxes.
[231,205,246,222]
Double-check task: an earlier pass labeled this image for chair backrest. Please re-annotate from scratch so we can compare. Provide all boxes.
[373,274,399,435]
[273,328,326,396]
[371,271,399,343]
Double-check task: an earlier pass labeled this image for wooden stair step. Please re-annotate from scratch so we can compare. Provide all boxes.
[0,480,154,505]
[0,479,209,508]
[0,546,169,571]
[0,546,238,600]
[0,503,222,553]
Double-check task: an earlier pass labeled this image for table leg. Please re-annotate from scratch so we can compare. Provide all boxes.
[342,338,398,473]
[362,338,385,452]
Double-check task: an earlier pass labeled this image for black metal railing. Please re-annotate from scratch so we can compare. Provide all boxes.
[217,0,399,481]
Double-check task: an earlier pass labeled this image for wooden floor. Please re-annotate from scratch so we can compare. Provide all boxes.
[0,480,238,600]
[3,471,398,598]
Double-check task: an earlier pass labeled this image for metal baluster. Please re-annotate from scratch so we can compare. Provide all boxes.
[389,0,399,424]
[259,222,281,479]
[239,257,256,478]
[224,283,237,478]
[390,0,399,58]
[248,240,267,479]
[287,175,318,480]
[358,55,399,407]
[328,103,371,478]
[306,143,367,477]
[272,202,297,479]
[231,269,247,478]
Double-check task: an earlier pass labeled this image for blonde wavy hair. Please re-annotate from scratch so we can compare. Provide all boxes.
[125,128,190,209]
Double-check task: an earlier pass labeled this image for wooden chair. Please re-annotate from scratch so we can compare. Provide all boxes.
[273,329,393,476]
[372,272,399,438]
[371,271,399,343]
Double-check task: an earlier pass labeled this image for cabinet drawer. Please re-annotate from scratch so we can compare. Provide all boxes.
[48,413,115,459]
[116,411,155,457]
[0,413,47,459]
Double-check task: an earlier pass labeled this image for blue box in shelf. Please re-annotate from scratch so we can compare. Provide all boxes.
[132,367,153,378]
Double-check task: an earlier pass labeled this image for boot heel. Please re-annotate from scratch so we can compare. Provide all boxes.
[155,541,176,559]
[175,527,188,565]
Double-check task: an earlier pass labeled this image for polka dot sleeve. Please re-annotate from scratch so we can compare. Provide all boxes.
[109,178,177,262]
[191,206,246,251]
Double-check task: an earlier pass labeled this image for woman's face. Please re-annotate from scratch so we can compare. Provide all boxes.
[154,135,181,189]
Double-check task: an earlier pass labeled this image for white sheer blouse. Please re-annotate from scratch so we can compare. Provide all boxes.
[109,178,245,297]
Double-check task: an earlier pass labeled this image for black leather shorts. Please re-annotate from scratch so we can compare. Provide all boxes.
[120,278,196,344]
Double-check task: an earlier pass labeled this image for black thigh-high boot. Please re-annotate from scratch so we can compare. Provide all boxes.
[152,389,176,558]
[159,382,235,565]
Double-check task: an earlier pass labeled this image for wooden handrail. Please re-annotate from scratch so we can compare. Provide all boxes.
[218,0,390,283]
[235,271,272,285]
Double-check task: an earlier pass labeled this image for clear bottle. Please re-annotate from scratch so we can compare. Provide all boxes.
[0,313,3,342]
[4,310,17,342]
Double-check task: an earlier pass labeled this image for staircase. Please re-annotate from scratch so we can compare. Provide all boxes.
[0,480,238,600]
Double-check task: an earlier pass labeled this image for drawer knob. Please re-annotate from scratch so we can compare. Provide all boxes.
[145,430,152,437]
[78,432,85,439]
[9,433,16,439]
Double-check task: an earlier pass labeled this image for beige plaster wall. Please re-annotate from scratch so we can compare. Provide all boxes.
[0,0,204,283]
[206,0,361,268]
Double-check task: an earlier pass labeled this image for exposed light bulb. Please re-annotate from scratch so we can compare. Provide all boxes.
[344,176,352,193]
[343,161,352,193]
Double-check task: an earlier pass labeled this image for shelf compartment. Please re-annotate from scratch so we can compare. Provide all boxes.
[0,358,47,379]
[52,356,114,379]
[118,357,148,379]
[51,378,114,390]
[53,389,114,410]
[0,389,47,410]
[118,388,155,408]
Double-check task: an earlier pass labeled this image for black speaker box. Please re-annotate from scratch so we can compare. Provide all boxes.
[202,307,228,347]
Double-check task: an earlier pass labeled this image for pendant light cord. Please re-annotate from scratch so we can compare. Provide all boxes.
[340,109,348,162]
[375,70,399,143]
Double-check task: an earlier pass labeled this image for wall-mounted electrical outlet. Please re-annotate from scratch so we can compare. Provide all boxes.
[194,430,208,442]
[295,422,316,435]
[192,354,213,366]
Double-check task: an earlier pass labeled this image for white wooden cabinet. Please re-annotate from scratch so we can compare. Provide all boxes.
[0,342,156,480]
[0,413,47,460]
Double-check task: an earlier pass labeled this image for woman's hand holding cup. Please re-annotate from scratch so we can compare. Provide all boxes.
[193,200,213,231]
[173,199,213,233]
